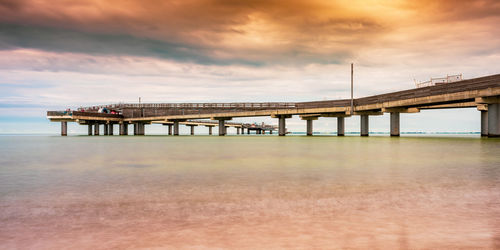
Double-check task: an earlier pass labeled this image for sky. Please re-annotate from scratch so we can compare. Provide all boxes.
[0,0,499,134]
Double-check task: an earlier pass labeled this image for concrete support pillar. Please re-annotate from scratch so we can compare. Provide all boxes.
[237,127,240,135]
[306,120,313,136]
[337,117,345,136]
[390,112,400,137]
[190,125,195,135]
[88,124,93,136]
[481,110,488,137]
[360,115,369,136]
[134,123,145,135]
[103,123,109,135]
[173,121,179,136]
[262,130,266,135]
[218,120,226,136]
[119,123,124,135]
[247,129,250,134]
[108,124,114,136]
[279,116,287,136]
[94,124,100,135]
[208,126,213,135]
[119,123,126,135]
[168,125,172,135]
[140,123,145,135]
[270,130,273,134]
[61,121,67,136]
[488,103,500,137]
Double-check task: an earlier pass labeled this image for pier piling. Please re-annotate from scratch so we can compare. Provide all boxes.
[140,123,145,135]
[218,120,226,136]
[488,103,500,137]
[279,117,285,136]
[337,117,345,136]
[61,121,67,136]
[390,112,400,136]
[108,124,114,135]
[173,121,180,136]
[119,123,126,135]
[481,111,488,137]
[189,125,195,135]
[94,124,100,135]
[277,115,291,136]
[306,120,313,136]
[361,115,369,136]
[133,123,145,135]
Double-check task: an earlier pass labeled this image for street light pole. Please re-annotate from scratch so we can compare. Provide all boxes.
[350,63,354,114]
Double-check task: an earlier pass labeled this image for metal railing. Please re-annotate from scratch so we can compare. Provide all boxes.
[415,74,463,88]
[47,111,71,116]
[83,102,297,110]
[47,111,123,118]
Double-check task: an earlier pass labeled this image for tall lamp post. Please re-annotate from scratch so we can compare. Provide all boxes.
[351,63,354,114]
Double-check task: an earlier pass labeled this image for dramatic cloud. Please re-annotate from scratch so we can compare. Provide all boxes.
[1,0,499,66]
[0,0,499,133]
[0,0,403,65]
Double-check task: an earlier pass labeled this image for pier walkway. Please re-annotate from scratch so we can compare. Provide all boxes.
[48,74,500,137]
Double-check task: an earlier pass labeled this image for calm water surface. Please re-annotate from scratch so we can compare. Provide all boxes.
[1,135,500,249]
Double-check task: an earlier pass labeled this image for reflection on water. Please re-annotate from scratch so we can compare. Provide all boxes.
[0,135,499,249]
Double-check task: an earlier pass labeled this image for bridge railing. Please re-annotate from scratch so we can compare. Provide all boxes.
[296,99,352,109]
[415,74,463,88]
[47,111,123,118]
[355,74,500,106]
[47,111,70,116]
[72,111,123,118]
[83,102,297,110]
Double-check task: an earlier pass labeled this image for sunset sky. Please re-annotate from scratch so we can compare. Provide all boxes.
[1,0,499,134]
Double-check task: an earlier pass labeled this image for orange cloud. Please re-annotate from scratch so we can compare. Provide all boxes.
[0,0,498,65]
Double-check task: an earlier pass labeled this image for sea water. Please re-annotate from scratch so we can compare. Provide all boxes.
[0,135,499,249]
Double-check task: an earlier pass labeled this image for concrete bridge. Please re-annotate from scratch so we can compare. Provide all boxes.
[47,74,500,137]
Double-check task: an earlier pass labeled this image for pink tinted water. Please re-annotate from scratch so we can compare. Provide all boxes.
[0,136,499,249]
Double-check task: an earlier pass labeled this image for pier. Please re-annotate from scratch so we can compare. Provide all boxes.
[48,74,500,137]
